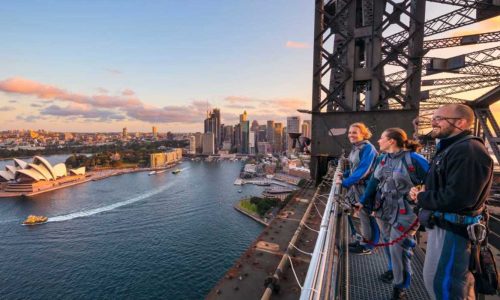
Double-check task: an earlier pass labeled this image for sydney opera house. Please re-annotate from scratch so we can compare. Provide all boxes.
[0,156,86,194]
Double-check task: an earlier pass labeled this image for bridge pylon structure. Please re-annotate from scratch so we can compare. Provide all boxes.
[310,0,500,181]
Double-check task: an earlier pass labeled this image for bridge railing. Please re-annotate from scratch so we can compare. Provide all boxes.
[300,159,349,300]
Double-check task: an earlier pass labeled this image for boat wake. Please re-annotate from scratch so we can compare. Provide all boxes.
[48,183,172,223]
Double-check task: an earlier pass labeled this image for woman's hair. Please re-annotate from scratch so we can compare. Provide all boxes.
[349,122,372,140]
[384,127,421,152]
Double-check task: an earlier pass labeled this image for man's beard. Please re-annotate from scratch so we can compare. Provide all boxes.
[431,126,454,139]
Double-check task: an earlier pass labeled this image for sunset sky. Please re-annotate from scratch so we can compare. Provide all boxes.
[0,1,498,133]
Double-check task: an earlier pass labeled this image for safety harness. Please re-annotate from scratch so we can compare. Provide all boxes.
[418,135,485,238]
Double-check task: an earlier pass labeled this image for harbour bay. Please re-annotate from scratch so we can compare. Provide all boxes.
[0,158,264,299]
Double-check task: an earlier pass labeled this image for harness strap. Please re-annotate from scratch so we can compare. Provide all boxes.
[433,211,482,225]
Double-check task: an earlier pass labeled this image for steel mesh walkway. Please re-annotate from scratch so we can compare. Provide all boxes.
[347,244,429,300]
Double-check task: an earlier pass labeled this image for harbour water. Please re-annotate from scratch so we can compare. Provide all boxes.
[0,157,264,299]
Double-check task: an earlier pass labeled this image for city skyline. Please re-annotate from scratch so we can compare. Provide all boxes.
[0,2,499,132]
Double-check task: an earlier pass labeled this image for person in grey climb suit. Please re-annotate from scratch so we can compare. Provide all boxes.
[361,128,429,300]
[337,122,379,254]
[410,104,493,300]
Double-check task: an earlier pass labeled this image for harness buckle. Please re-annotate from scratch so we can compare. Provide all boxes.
[467,223,487,244]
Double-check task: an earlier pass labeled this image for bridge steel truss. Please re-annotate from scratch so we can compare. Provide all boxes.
[310,0,500,181]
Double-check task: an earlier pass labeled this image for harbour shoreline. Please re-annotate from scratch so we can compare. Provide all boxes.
[233,203,269,226]
[0,164,178,198]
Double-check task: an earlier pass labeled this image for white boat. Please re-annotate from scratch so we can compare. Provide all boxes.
[149,169,167,176]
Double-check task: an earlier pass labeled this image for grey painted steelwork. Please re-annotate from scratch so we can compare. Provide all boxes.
[310,0,500,181]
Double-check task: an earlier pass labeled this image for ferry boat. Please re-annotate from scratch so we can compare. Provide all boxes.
[172,169,181,174]
[23,215,48,225]
[149,169,168,176]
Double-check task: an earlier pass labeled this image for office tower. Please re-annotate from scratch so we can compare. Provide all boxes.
[122,127,127,140]
[302,120,311,139]
[194,132,203,154]
[189,136,196,154]
[251,120,259,132]
[273,123,282,154]
[283,126,288,153]
[258,125,267,142]
[220,123,225,144]
[249,131,255,154]
[240,111,249,154]
[202,132,215,155]
[287,116,301,152]
[233,123,241,153]
[240,110,248,122]
[152,126,158,140]
[204,108,221,152]
[267,120,274,153]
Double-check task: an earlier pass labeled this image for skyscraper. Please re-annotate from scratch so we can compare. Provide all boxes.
[287,116,301,153]
[267,120,274,151]
[152,126,158,140]
[233,123,241,153]
[189,136,196,154]
[202,132,215,155]
[240,110,248,122]
[273,123,282,154]
[122,127,128,140]
[302,120,311,139]
[204,108,221,152]
[249,131,256,155]
[251,120,259,132]
[258,125,267,142]
[239,111,249,154]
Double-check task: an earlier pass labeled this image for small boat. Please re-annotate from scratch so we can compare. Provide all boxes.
[238,190,242,193]
[148,171,157,176]
[156,169,167,174]
[172,169,181,174]
[23,215,48,225]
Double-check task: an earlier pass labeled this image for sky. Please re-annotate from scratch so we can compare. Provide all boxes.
[0,1,498,133]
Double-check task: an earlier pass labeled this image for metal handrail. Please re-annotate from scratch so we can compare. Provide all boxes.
[300,160,347,300]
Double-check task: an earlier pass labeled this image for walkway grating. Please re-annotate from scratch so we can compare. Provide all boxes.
[348,242,429,300]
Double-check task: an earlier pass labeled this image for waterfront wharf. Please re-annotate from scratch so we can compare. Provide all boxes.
[234,178,294,188]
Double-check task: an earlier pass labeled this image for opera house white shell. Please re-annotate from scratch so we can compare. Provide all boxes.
[0,156,86,183]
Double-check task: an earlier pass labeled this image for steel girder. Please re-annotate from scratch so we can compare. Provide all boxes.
[423,31,500,50]
[311,0,500,180]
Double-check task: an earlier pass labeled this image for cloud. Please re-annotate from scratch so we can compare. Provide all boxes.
[0,77,142,109]
[224,95,260,104]
[286,41,309,49]
[16,115,45,122]
[41,104,126,121]
[124,102,209,123]
[30,103,43,108]
[0,106,15,111]
[106,68,122,75]
[273,98,308,110]
[97,87,109,94]
[225,104,256,109]
[8,100,17,103]
[122,89,135,96]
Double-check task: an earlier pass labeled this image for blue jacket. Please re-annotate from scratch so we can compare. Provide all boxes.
[342,142,378,188]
